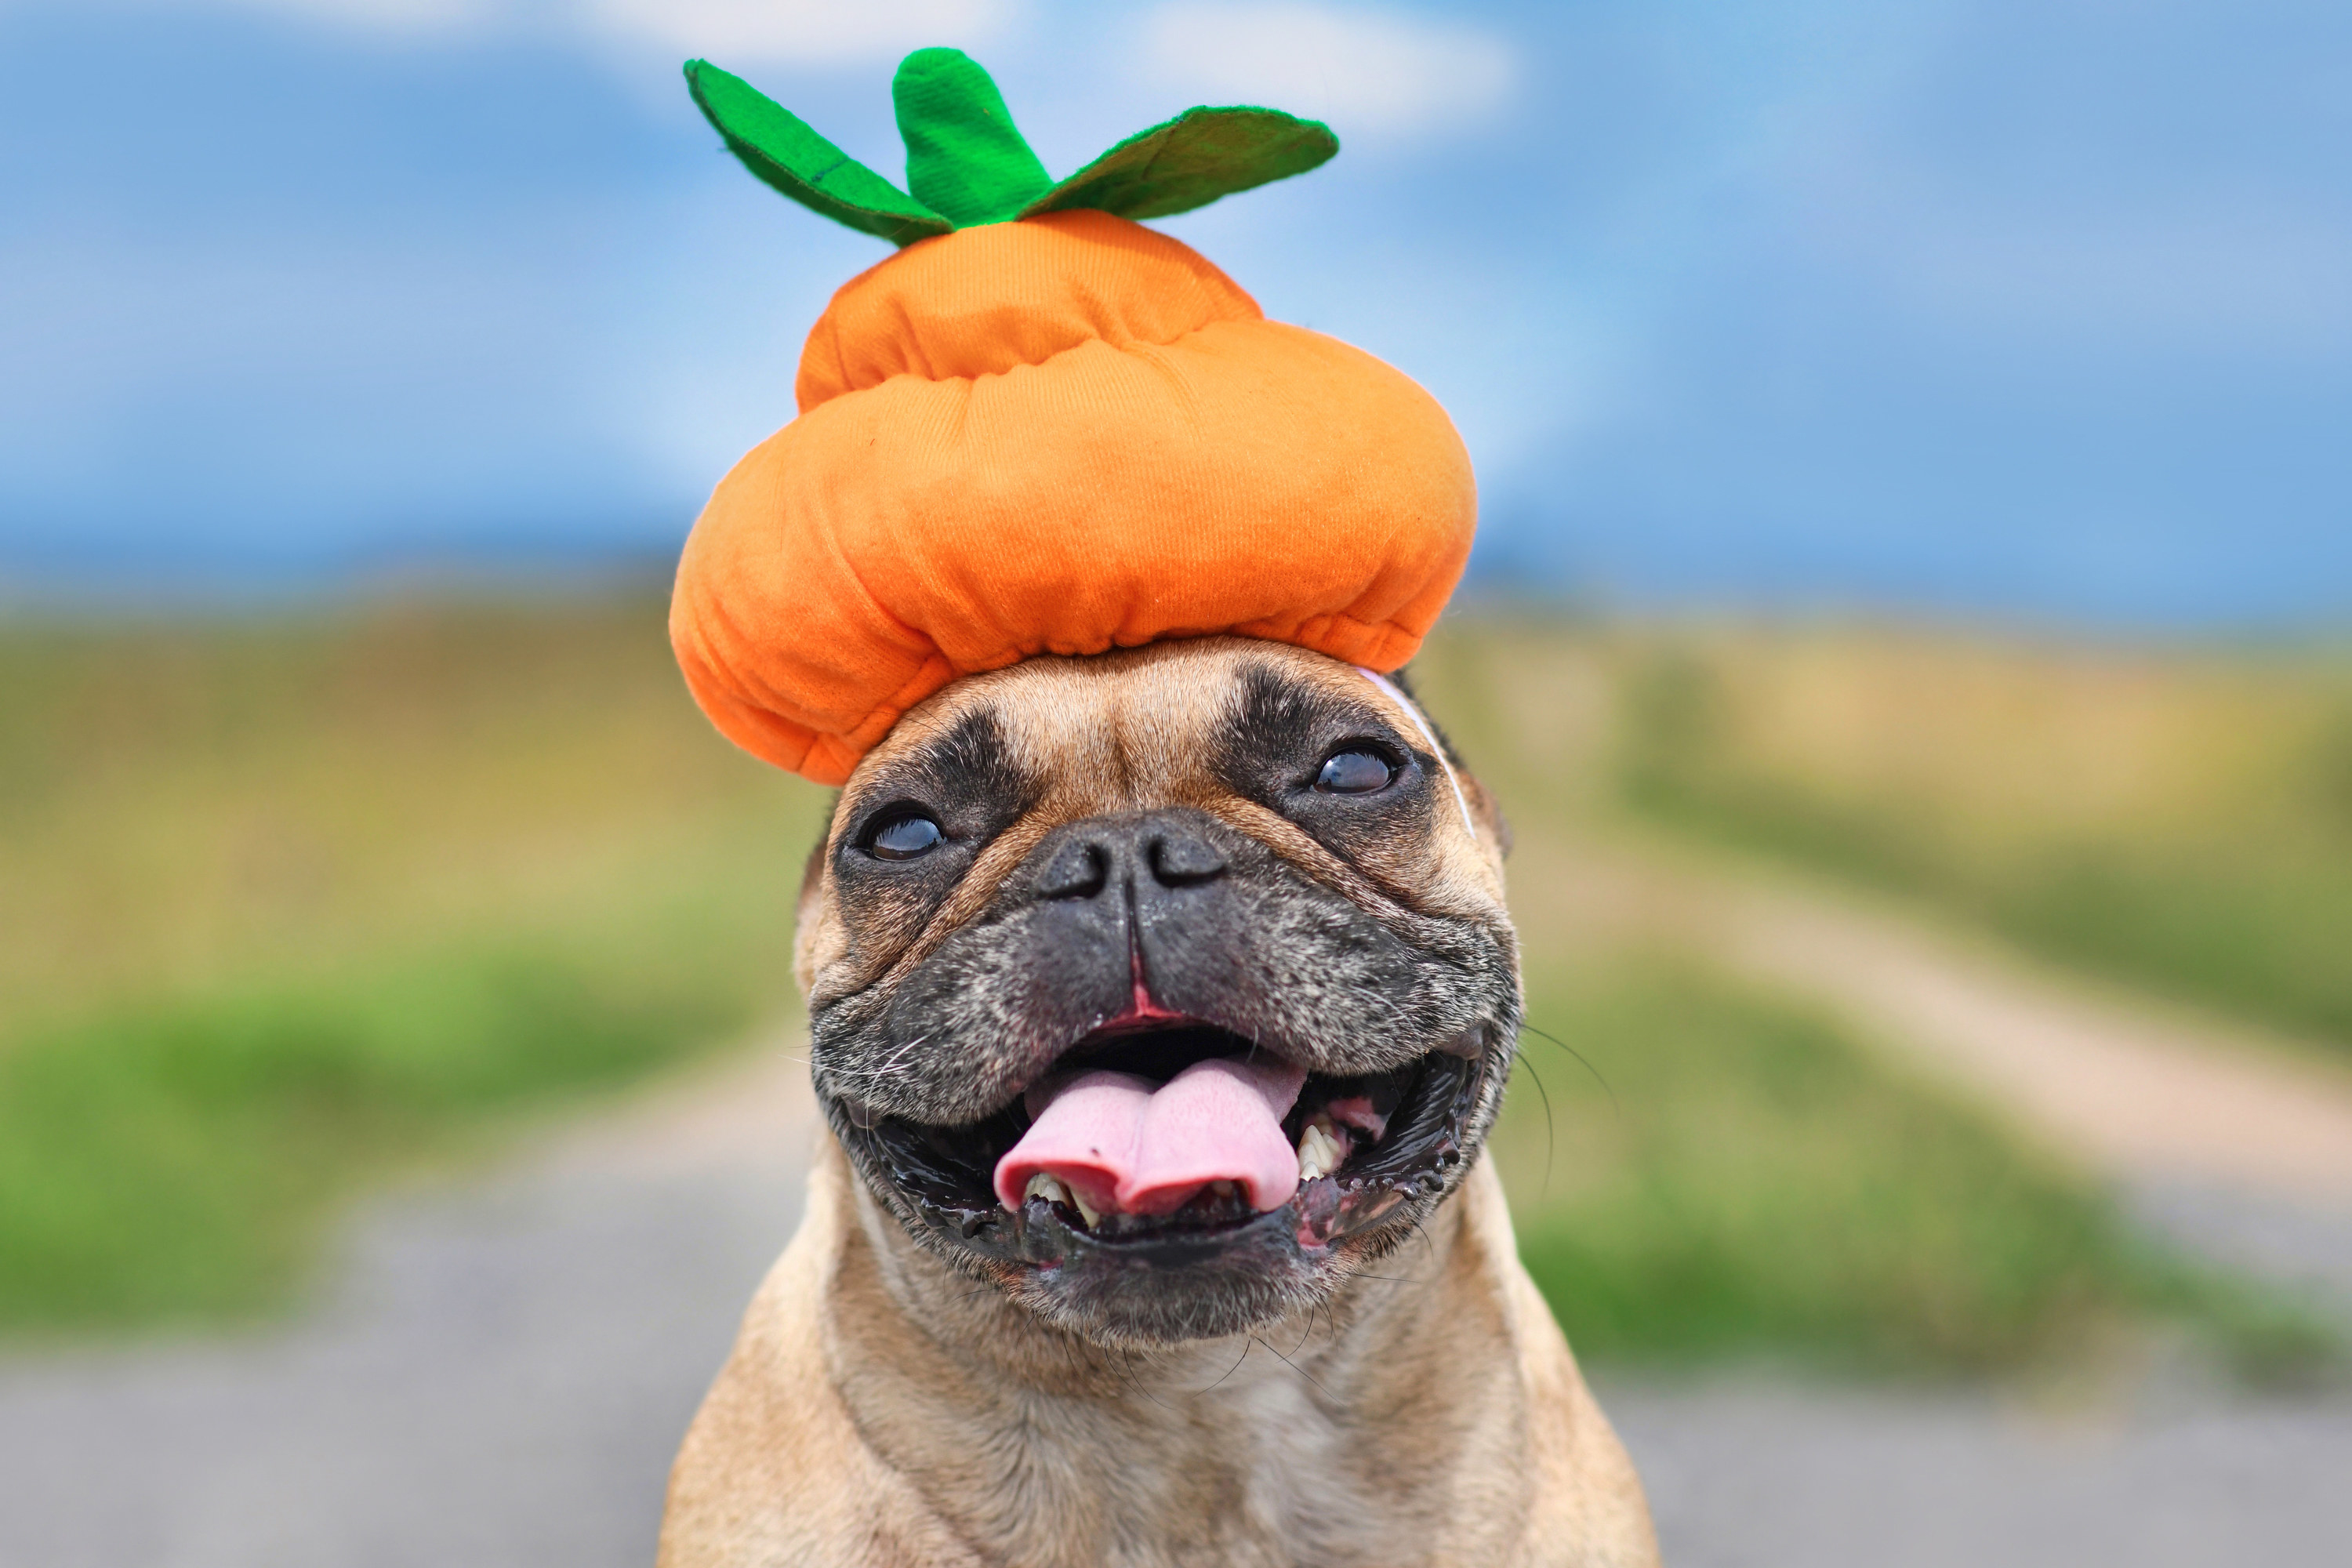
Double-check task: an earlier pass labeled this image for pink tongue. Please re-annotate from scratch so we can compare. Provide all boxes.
[993,1057,1308,1218]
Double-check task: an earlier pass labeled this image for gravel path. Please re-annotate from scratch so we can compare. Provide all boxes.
[1613,1374,2352,1567]
[0,1051,814,1568]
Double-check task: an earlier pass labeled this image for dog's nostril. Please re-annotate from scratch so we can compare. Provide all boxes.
[1037,839,1109,899]
[1149,832,1227,887]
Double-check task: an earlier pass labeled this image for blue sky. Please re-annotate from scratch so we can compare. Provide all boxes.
[2,0,2346,624]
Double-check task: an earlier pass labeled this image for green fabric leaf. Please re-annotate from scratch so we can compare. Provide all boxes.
[1022,106,1339,223]
[684,60,949,247]
[891,48,1052,229]
[684,54,1338,247]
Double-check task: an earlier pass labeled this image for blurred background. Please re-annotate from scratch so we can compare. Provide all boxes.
[3,2,2350,1564]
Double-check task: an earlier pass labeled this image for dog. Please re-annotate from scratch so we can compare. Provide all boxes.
[659,635,1659,1566]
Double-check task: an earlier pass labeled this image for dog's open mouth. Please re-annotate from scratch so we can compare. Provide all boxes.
[833,1017,1486,1264]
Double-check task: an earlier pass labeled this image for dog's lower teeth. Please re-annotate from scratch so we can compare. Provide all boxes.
[1023,1172,1071,1208]
[1297,1119,1346,1182]
[1023,1171,1103,1229]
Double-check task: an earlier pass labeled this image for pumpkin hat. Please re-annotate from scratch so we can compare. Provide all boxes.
[671,49,1476,785]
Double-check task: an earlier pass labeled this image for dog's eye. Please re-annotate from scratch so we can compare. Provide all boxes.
[868,811,945,860]
[1315,748,1397,794]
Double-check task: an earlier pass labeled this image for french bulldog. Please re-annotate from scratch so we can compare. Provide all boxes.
[659,635,1658,1566]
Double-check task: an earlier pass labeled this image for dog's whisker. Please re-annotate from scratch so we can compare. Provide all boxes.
[1258,1333,1337,1405]
[1053,1329,1086,1388]
[1518,1022,1618,1120]
[1513,1043,1557,1202]
[1403,1209,1441,1272]
[1116,1350,1181,1413]
[1197,1334,1254,1396]
[816,1032,936,1093]
[1353,988,1421,1040]
[866,1033,934,1080]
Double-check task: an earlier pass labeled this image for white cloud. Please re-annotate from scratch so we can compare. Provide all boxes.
[585,0,1014,67]
[171,0,1018,64]
[1140,2,1516,135]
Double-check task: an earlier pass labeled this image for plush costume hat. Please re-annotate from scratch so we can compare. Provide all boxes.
[671,50,1476,785]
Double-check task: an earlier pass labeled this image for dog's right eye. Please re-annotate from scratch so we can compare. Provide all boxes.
[1315,748,1398,794]
[867,812,945,860]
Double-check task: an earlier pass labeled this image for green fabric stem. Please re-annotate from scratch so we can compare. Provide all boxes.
[685,49,1341,246]
[893,49,1053,227]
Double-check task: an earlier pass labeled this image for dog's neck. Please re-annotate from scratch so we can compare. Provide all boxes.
[814,1138,1557,1566]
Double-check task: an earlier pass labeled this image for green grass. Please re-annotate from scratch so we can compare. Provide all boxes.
[1,926,755,1328]
[0,594,830,1332]
[1487,959,2331,1382]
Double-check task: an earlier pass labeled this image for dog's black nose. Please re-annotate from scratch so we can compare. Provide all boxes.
[1150,828,1226,886]
[1031,811,1230,902]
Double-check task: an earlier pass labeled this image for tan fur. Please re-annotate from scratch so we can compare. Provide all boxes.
[662,640,1658,1566]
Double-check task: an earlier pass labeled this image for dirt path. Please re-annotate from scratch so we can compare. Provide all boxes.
[1512,829,2352,1203]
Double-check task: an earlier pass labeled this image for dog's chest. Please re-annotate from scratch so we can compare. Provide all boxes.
[989,1360,1417,1568]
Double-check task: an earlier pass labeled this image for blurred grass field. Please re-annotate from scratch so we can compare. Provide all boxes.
[0,597,2328,1379]
[0,598,830,1327]
[1579,623,2352,1051]
[1490,959,2307,1379]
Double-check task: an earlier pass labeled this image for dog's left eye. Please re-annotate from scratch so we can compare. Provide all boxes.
[1315,748,1397,794]
[868,811,945,860]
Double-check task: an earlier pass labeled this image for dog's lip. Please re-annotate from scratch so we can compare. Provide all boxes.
[1024,1196,1295,1260]
[828,1011,1286,1131]
[1019,1011,1294,1102]
[1015,1166,1419,1258]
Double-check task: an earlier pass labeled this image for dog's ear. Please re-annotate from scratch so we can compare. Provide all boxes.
[1455,764,1512,859]
[1389,665,1511,860]
[793,793,842,996]
[799,808,834,907]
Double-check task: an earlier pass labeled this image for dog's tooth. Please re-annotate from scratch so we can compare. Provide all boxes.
[1297,1122,1343,1182]
[1023,1172,1073,1210]
[1025,1171,1102,1229]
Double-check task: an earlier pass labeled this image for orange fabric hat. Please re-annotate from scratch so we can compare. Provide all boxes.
[670,53,1475,785]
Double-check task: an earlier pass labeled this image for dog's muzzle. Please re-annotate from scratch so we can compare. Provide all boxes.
[822,809,1501,1290]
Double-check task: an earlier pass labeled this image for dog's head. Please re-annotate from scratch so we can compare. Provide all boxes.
[797,636,1518,1346]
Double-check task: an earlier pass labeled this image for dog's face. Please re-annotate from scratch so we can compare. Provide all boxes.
[797,637,1519,1347]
